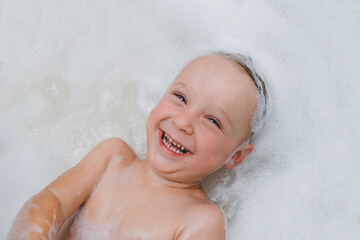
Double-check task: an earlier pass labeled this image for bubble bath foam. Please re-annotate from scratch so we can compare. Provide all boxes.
[1,0,360,239]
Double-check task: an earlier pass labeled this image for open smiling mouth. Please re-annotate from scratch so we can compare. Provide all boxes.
[159,130,191,156]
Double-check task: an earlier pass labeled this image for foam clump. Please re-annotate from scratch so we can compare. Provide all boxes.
[69,206,115,240]
[8,197,61,240]
[7,199,42,240]
[7,198,54,240]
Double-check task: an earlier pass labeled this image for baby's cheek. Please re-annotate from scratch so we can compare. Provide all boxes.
[152,100,174,116]
[147,103,166,123]
[202,137,228,163]
[213,142,234,164]
[205,132,229,153]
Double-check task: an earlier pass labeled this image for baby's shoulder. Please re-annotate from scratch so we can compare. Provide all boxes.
[100,137,138,165]
[185,201,225,223]
[177,201,226,239]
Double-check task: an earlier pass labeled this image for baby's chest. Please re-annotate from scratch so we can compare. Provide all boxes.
[69,179,185,239]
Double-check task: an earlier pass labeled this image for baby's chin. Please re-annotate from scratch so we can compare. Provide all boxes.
[148,154,224,186]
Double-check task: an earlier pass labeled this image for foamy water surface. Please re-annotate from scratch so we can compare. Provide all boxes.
[1,0,360,239]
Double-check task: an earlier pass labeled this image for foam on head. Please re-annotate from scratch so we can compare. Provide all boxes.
[212,51,272,140]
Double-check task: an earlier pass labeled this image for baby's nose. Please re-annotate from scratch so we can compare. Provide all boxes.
[172,113,194,135]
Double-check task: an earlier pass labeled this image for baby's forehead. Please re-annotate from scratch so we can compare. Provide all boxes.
[178,55,253,87]
[175,55,256,101]
[182,54,248,74]
[172,55,258,130]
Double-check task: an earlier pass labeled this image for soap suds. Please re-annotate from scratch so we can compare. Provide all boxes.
[7,198,60,240]
[7,198,43,240]
[69,206,116,240]
[2,1,360,239]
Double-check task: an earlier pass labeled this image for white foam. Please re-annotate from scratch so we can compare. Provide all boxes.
[69,206,115,240]
[45,208,59,240]
[1,1,360,239]
[7,199,43,240]
[7,198,59,240]
[48,188,68,219]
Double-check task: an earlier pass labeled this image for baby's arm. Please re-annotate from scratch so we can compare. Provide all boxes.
[7,137,128,240]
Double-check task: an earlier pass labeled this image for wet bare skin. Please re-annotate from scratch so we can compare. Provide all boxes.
[60,148,222,240]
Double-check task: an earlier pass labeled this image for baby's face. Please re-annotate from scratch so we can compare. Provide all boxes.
[146,54,258,183]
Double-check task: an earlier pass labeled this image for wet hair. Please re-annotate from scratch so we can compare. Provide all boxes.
[213,51,271,139]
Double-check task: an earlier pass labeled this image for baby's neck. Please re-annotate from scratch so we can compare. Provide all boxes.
[140,159,203,191]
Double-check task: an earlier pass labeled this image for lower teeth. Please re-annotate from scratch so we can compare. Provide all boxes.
[162,132,187,154]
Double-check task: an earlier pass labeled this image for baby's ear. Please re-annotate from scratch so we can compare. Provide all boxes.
[225,144,254,170]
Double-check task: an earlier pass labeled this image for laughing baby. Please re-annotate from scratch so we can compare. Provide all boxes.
[8,51,270,240]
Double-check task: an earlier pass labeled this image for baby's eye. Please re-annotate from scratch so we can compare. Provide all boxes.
[208,117,221,129]
[174,93,187,104]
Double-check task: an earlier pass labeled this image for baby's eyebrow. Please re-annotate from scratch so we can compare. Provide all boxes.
[175,81,186,88]
[215,106,232,127]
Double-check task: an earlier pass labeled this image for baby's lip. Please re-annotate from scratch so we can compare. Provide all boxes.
[160,129,193,154]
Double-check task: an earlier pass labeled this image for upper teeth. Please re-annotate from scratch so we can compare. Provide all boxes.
[163,132,188,154]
